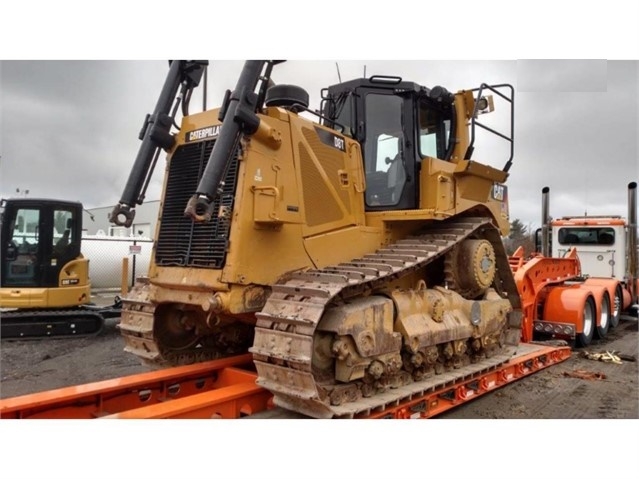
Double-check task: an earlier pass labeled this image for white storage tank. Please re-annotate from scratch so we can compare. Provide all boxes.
[81,233,152,290]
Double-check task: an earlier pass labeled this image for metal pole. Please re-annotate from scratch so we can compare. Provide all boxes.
[541,186,551,257]
[628,182,637,302]
[121,257,129,296]
[131,239,137,288]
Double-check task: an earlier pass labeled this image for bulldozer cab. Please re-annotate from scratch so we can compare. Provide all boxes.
[321,76,455,212]
[1,198,82,288]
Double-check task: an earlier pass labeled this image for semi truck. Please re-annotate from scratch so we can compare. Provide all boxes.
[537,182,638,328]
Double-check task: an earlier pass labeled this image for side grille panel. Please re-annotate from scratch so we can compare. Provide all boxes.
[298,143,343,227]
[155,140,239,269]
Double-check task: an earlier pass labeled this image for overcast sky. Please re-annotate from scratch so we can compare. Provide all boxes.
[1,59,637,231]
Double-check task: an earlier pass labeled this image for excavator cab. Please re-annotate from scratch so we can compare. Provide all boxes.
[0,198,89,309]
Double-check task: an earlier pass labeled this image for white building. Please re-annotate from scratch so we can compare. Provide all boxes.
[83,200,160,238]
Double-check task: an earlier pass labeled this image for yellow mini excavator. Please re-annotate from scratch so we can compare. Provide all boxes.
[1,197,121,338]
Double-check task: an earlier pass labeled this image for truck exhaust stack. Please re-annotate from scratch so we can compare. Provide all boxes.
[628,182,637,303]
[541,186,551,257]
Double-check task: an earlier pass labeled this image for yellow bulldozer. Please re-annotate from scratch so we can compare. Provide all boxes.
[109,60,517,418]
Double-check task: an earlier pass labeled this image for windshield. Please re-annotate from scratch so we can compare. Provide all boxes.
[558,227,615,245]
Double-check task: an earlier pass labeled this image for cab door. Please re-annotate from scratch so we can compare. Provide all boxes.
[359,90,418,211]
[41,205,81,287]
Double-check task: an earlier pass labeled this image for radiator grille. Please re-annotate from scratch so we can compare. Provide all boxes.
[155,140,239,269]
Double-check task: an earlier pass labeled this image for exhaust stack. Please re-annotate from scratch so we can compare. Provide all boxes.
[628,182,637,302]
[541,186,551,257]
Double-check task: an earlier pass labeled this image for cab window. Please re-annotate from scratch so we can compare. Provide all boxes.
[53,209,76,257]
[558,227,615,245]
[418,100,450,159]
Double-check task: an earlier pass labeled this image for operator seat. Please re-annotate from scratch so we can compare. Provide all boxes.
[53,218,73,257]
[387,155,406,204]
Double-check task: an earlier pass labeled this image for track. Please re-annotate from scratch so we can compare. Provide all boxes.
[115,217,522,418]
[1,298,122,340]
[117,281,247,365]
[1,308,105,339]
[251,217,522,418]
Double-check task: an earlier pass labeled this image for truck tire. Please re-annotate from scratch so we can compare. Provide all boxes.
[594,292,610,339]
[576,296,595,347]
[610,285,623,329]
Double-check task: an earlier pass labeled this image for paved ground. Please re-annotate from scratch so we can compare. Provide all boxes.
[439,317,638,419]
[1,303,637,419]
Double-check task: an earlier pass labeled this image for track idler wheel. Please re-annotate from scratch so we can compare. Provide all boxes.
[446,239,496,298]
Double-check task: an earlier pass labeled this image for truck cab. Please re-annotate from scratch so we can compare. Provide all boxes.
[551,216,627,279]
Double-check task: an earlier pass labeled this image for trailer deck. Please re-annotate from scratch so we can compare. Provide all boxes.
[0,343,570,419]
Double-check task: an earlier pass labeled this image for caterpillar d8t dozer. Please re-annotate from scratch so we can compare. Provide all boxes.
[110,60,518,418]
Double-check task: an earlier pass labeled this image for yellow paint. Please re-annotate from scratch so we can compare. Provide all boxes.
[143,88,512,319]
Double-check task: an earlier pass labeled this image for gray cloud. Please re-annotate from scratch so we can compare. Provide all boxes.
[513,61,638,226]
[1,60,169,206]
[1,60,637,233]
[517,59,608,92]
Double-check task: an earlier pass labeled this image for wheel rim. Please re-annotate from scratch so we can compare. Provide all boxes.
[600,295,610,329]
[583,301,594,337]
[612,290,622,325]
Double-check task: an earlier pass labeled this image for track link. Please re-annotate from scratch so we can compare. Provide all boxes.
[251,217,522,418]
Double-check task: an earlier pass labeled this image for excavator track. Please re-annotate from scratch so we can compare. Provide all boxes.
[1,308,105,339]
[251,217,522,418]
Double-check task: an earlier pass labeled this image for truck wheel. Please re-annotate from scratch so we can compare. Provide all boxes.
[594,292,610,339]
[610,285,623,329]
[576,296,595,347]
